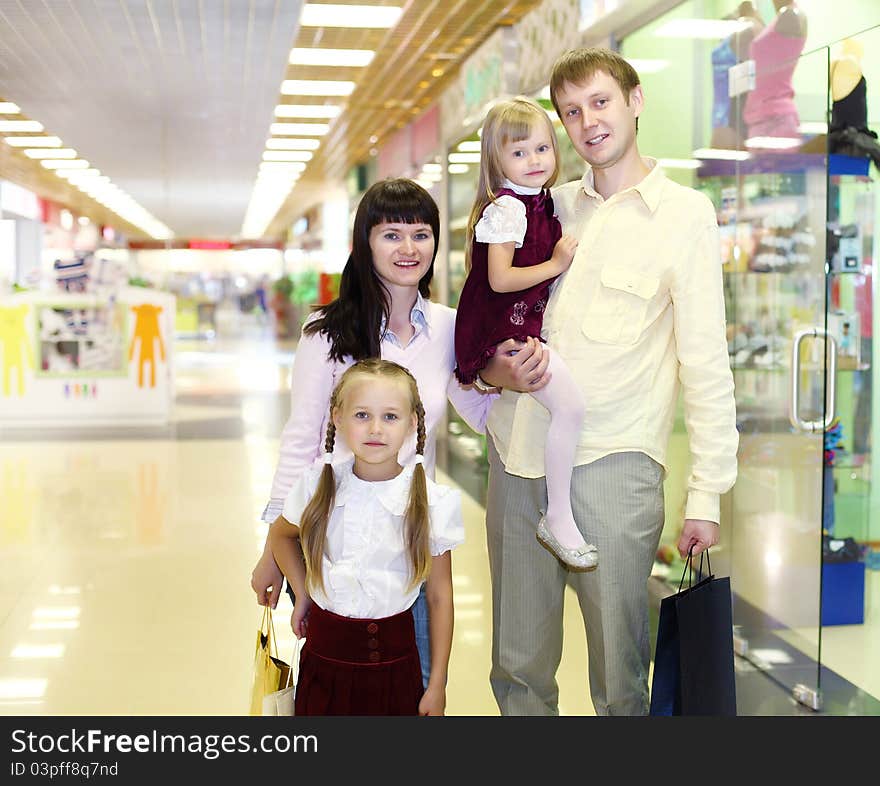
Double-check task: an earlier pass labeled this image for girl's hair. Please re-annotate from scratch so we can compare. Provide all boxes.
[465,97,560,271]
[304,178,440,362]
[298,358,431,594]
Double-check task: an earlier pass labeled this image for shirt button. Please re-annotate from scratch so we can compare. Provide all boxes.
[366,622,378,634]
[367,638,379,650]
[368,652,380,662]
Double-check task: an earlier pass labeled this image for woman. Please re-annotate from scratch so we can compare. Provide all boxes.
[251,178,497,684]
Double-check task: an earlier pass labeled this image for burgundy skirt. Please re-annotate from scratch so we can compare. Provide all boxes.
[294,604,424,716]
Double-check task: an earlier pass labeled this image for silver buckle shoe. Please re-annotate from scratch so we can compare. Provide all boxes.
[536,515,598,571]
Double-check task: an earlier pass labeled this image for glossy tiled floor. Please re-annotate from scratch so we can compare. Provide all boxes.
[3,311,877,716]
[0,315,596,716]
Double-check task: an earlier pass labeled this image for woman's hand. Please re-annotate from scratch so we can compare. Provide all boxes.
[291,595,313,638]
[418,684,446,716]
[251,548,284,609]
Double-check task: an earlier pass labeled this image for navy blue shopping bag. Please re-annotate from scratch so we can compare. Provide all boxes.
[649,547,737,716]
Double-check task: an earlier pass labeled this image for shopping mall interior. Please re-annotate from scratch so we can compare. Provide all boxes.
[1,0,880,716]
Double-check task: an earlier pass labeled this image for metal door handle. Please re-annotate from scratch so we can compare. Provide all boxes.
[789,328,837,432]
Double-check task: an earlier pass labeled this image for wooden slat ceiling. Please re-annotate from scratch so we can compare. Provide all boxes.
[266,0,544,237]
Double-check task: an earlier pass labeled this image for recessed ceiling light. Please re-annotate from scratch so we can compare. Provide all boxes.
[0,102,21,114]
[24,148,76,159]
[0,120,43,132]
[275,104,342,119]
[456,140,481,152]
[260,161,307,172]
[266,138,321,151]
[300,4,402,28]
[289,48,374,67]
[58,168,101,180]
[41,158,89,169]
[270,122,329,136]
[281,80,355,96]
[4,135,61,147]
[263,151,313,162]
[448,164,470,174]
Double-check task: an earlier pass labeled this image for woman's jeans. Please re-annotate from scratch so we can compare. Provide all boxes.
[412,584,430,688]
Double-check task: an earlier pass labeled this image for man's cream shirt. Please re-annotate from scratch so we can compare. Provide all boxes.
[486,159,738,524]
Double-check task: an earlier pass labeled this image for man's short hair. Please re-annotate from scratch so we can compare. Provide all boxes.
[549,47,641,116]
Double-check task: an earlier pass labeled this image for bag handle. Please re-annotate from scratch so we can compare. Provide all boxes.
[257,605,281,660]
[281,636,305,689]
[677,545,713,593]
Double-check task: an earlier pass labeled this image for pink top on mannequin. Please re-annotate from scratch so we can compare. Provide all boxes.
[743,3,807,129]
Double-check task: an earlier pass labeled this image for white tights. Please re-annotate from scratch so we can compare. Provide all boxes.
[529,350,588,550]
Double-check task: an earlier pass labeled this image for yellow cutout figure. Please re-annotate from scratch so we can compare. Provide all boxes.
[128,304,166,388]
[0,304,34,396]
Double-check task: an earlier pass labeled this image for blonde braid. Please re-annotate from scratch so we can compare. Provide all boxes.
[405,400,431,589]
[300,398,338,594]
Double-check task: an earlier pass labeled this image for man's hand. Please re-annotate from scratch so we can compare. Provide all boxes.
[677,519,720,558]
[480,337,551,392]
[251,549,284,608]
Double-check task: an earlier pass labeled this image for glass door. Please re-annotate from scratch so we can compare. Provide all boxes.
[720,45,831,708]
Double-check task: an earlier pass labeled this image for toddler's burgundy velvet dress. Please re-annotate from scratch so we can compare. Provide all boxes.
[454,188,562,384]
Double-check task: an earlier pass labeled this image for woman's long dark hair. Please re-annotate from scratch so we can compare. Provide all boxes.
[303,178,440,361]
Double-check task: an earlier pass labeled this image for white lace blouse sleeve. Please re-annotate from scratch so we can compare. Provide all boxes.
[474,196,527,247]
[427,483,465,556]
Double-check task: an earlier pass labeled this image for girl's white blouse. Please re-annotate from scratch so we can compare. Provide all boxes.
[281,459,464,619]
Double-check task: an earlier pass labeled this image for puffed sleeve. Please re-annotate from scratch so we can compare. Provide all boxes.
[427,483,465,556]
[280,464,320,526]
[474,196,527,247]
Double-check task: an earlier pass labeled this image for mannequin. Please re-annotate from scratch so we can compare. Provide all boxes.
[828,38,880,168]
[742,1,808,144]
[710,2,765,149]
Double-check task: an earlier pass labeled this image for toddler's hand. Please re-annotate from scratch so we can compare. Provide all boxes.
[291,595,313,638]
[551,234,578,272]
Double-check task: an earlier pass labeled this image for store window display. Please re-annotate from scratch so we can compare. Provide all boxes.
[742,1,808,146]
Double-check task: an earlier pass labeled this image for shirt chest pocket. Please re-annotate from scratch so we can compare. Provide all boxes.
[581,266,660,345]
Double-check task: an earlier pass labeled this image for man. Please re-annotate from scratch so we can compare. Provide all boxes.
[476,47,738,716]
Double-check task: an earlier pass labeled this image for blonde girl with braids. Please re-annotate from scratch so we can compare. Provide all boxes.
[268,359,463,716]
